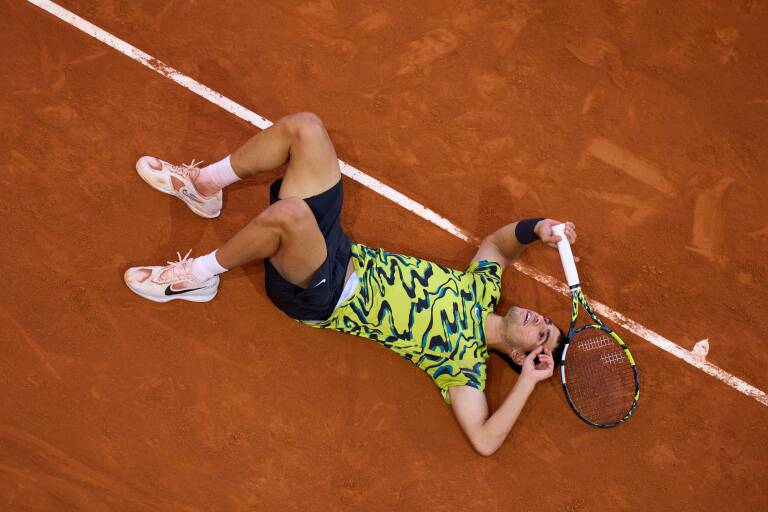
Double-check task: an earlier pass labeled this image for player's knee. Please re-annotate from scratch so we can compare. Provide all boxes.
[257,197,312,232]
[282,112,326,141]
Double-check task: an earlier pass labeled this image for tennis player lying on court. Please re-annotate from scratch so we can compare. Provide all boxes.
[124,112,577,456]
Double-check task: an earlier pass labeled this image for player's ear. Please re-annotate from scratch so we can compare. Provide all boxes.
[509,349,526,365]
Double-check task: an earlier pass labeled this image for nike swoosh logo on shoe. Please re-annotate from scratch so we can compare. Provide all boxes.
[165,284,206,296]
[181,188,203,204]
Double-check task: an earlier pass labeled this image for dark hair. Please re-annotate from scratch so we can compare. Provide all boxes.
[496,326,567,375]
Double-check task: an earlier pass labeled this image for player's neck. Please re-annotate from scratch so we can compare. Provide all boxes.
[484,313,507,350]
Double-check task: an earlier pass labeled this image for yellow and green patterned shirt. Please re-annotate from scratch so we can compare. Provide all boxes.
[301,243,503,403]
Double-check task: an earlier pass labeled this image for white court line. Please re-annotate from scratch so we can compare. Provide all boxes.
[27,0,768,407]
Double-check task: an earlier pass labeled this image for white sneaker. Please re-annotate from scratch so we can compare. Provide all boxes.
[136,156,223,218]
[124,250,219,303]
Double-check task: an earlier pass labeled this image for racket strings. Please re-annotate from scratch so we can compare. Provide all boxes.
[565,331,636,425]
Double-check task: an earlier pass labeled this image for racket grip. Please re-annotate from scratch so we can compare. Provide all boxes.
[552,223,580,287]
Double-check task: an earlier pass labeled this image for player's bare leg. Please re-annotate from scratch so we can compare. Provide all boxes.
[215,198,328,288]
[194,112,341,199]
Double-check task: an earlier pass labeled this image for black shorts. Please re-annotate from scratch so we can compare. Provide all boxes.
[264,178,352,321]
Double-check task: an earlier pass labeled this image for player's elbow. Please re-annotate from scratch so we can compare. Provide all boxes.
[474,441,500,457]
[483,232,503,251]
[470,433,501,457]
[474,444,497,457]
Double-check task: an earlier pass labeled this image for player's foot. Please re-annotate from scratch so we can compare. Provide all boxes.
[124,250,219,303]
[135,156,223,218]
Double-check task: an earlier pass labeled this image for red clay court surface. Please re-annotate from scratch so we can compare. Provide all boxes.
[2,1,767,510]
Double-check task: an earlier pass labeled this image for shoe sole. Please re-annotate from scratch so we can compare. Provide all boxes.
[125,273,219,303]
[129,287,218,303]
[135,158,221,219]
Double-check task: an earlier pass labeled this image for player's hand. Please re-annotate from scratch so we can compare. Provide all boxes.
[520,346,555,383]
[534,219,578,261]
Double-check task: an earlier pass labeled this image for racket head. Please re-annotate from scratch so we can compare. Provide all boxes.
[560,324,640,428]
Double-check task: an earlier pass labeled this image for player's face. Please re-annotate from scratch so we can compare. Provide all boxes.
[505,306,560,353]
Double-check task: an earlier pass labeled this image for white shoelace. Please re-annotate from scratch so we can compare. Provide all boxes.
[171,159,204,180]
[158,249,195,283]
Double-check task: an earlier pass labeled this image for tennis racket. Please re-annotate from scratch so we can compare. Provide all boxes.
[552,223,639,428]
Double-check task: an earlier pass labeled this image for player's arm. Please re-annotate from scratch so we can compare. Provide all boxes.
[448,346,554,456]
[470,218,576,268]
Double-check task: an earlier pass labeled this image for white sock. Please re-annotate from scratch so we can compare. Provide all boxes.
[198,155,241,191]
[191,250,228,282]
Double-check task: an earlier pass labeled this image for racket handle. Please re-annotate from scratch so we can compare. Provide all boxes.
[552,223,580,287]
